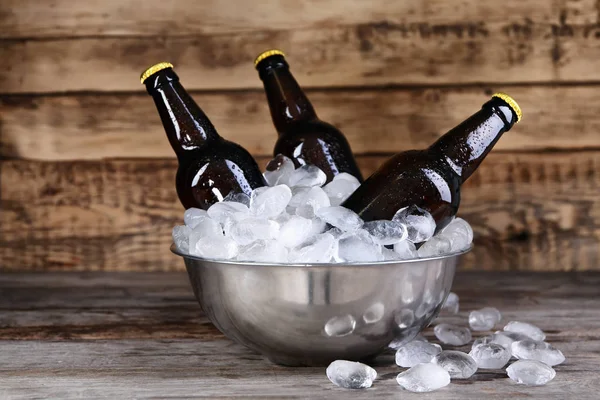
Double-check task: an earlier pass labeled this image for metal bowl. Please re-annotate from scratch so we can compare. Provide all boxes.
[172,244,469,366]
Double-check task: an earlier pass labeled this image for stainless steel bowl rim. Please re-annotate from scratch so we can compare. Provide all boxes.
[170,243,472,268]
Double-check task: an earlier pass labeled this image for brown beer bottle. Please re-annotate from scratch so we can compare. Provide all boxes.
[141,62,266,210]
[342,93,521,231]
[254,50,363,183]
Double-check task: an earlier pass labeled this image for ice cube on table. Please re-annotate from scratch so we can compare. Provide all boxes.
[474,331,531,350]
[288,233,337,263]
[228,217,279,246]
[336,229,383,262]
[395,340,442,367]
[393,240,418,260]
[288,165,327,187]
[441,292,460,314]
[326,360,377,389]
[432,350,478,379]
[278,215,313,248]
[363,220,408,245]
[417,235,452,257]
[503,321,546,341]
[249,185,292,219]
[189,234,239,260]
[263,154,295,186]
[207,201,249,225]
[222,192,251,207]
[396,363,450,393]
[323,173,361,206]
[324,314,356,337]
[295,186,330,219]
[393,205,436,243]
[434,323,472,346]
[469,343,512,369]
[183,208,208,229]
[507,360,556,386]
[439,217,473,251]
[315,206,363,232]
[236,240,288,263]
[469,307,502,331]
[511,339,565,366]
[471,335,493,350]
[172,225,192,253]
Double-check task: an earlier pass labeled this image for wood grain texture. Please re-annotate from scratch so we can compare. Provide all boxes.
[2,0,600,92]
[0,0,572,38]
[3,86,600,160]
[1,151,598,271]
[0,271,599,399]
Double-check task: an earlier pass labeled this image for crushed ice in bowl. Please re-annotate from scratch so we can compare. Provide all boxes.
[172,158,474,263]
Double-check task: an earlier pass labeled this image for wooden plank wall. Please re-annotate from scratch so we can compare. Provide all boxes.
[1,0,599,271]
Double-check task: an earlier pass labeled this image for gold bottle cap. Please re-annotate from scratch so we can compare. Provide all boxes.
[254,49,285,67]
[492,92,522,123]
[140,62,174,84]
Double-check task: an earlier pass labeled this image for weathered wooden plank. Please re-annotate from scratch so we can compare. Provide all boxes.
[0,271,598,399]
[3,86,600,160]
[2,3,600,93]
[0,0,569,38]
[1,152,598,271]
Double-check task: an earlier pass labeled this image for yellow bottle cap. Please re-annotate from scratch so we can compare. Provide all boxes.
[140,62,174,84]
[254,49,285,67]
[492,92,522,123]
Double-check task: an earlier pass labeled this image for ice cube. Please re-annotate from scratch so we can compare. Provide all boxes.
[237,240,288,263]
[326,360,377,389]
[469,307,502,331]
[207,201,249,225]
[441,292,460,314]
[417,235,452,257]
[336,229,383,262]
[309,218,327,236]
[323,173,361,206]
[264,154,295,186]
[222,192,251,207]
[434,323,472,346]
[469,343,511,369]
[393,240,418,260]
[393,205,436,243]
[287,187,310,210]
[288,233,337,263]
[362,303,385,324]
[506,360,556,386]
[249,185,292,219]
[432,350,478,379]
[395,340,442,367]
[363,220,408,245]
[471,335,493,350]
[510,339,565,366]
[172,225,192,253]
[189,215,223,239]
[295,186,331,219]
[278,215,313,248]
[324,315,356,337]
[396,363,450,393]
[503,321,546,341]
[382,247,403,261]
[439,217,473,251]
[189,234,239,260]
[228,217,279,246]
[315,206,363,232]
[288,165,327,187]
[183,208,209,229]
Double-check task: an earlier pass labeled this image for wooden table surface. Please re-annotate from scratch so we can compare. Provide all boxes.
[1,271,599,399]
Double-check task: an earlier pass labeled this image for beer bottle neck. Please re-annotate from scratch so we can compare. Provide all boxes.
[430,97,518,183]
[145,69,220,156]
[257,56,318,134]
